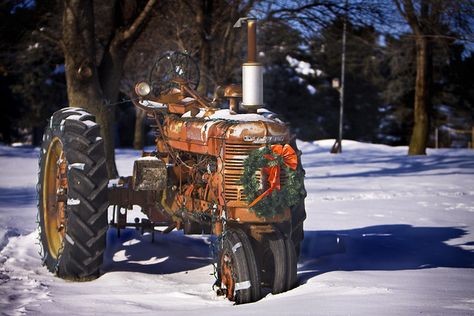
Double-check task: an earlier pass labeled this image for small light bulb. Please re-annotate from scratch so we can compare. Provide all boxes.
[135,82,151,96]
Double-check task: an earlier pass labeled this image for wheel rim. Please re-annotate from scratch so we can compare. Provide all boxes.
[220,249,236,301]
[43,137,68,259]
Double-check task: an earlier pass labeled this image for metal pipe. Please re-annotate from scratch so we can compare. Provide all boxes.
[234,17,263,111]
[337,16,347,154]
[331,0,348,154]
[247,19,257,63]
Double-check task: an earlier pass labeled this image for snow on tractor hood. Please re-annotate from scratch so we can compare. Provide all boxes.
[181,108,285,124]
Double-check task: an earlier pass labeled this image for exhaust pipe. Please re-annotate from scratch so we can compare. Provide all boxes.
[247,19,257,63]
[234,17,263,113]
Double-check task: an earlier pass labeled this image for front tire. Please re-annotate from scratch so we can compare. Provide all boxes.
[219,228,261,304]
[290,139,307,259]
[38,107,108,280]
[259,230,297,294]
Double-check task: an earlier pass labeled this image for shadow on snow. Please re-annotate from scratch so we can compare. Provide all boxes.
[102,228,214,275]
[101,224,474,285]
[0,187,37,207]
[304,153,474,178]
[298,225,474,284]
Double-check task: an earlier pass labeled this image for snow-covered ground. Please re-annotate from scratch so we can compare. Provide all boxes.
[1,140,473,315]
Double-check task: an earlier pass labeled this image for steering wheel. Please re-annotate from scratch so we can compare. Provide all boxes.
[148,51,200,96]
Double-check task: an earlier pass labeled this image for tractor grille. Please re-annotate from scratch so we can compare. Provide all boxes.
[223,143,261,202]
[223,143,289,204]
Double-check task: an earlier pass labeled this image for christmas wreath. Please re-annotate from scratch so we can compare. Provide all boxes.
[240,144,304,218]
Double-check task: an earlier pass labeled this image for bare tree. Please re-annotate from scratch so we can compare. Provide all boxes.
[121,0,258,148]
[262,0,386,33]
[148,0,256,95]
[59,0,157,178]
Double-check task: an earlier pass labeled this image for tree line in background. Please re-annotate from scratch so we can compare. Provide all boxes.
[0,0,473,177]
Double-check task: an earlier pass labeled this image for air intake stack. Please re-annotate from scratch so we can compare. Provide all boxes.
[234,17,263,113]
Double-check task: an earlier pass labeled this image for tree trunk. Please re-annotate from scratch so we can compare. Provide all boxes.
[62,0,118,178]
[62,0,156,178]
[133,107,146,149]
[97,41,129,175]
[408,36,431,155]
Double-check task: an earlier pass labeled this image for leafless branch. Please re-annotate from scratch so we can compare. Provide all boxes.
[400,0,422,35]
[121,0,157,43]
[33,27,64,51]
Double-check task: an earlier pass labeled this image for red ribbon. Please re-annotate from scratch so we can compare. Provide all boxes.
[248,144,298,208]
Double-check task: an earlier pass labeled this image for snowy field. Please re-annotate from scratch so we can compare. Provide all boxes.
[1,140,473,315]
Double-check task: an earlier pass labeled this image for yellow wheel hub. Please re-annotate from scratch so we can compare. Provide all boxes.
[42,137,68,259]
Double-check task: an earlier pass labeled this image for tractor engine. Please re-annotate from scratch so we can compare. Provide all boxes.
[160,110,291,232]
[108,86,293,236]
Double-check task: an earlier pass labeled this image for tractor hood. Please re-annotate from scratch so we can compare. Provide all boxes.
[163,108,290,156]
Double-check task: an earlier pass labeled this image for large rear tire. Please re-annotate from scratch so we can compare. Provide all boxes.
[38,107,108,280]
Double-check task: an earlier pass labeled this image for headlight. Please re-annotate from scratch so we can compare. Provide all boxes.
[135,82,151,97]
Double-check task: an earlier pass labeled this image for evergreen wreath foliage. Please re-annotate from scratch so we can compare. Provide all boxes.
[240,146,304,218]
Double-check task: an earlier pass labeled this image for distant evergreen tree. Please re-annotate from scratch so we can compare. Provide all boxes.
[308,19,386,142]
[260,21,322,140]
[394,0,474,154]
[0,1,66,145]
[378,34,416,145]
[261,18,388,142]
[431,43,474,147]
[380,32,473,147]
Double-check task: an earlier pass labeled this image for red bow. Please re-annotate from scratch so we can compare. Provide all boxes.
[248,144,298,208]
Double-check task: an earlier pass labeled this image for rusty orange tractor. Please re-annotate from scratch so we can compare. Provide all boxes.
[37,18,306,304]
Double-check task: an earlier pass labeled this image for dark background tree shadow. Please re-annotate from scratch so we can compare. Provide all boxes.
[298,224,474,284]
